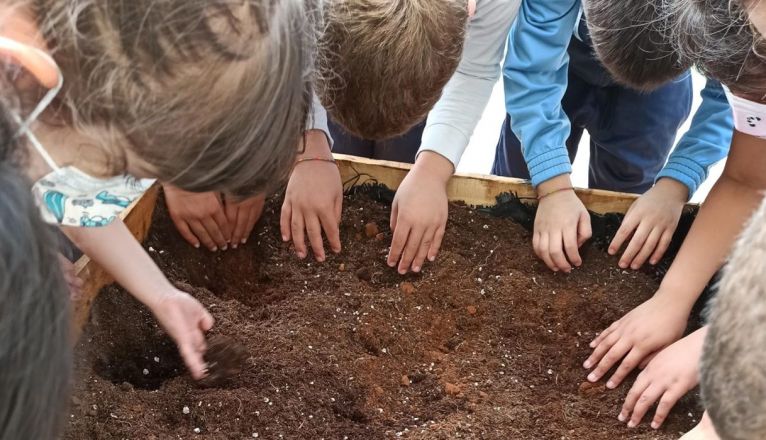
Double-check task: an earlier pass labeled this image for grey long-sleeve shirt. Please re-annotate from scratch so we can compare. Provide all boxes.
[419,0,521,167]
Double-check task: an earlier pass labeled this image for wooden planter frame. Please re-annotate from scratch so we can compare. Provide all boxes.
[72,154,653,334]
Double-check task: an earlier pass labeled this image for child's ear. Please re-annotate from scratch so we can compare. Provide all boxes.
[0,37,59,89]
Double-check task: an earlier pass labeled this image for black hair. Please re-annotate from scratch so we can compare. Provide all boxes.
[0,70,71,439]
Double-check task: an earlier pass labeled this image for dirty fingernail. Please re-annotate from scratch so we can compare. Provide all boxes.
[627,421,637,428]
[211,246,218,252]
[587,373,597,382]
[194,243,200,249]
[242,238,247,244]
[282,235,288,241]
[232,244,238,249]
[413,266,421,272]
[222,245,228,251]
[606,381,615,389]
[618,413,626,422]
[429,255,436,262]
[583,361,591,369]
[651,422,659,429]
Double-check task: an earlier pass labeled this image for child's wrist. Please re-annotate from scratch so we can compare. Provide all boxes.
[413,151,454,185]
[655,177,689,203]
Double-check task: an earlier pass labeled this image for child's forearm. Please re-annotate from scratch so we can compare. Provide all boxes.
[657,134,766,311]
[63,220,173,309]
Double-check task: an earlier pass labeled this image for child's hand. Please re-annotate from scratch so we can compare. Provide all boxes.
[280,131,342,262]
[584,293,689,388]
[619,327,706,429]
[533,175,592,273]
[149,288,215,380]
[609,178,688,270]
[58,253,84,300]
[387,152,452,274]
[163,184,231,251]
[224,194,265,248]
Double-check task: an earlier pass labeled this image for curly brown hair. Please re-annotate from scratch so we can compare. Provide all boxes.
[316,0,468,140]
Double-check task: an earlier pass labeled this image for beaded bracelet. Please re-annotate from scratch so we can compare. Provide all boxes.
[537,187,575,201]
[294,157,337,166]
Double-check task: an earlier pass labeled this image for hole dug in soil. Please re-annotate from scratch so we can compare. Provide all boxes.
[66,192,701,440]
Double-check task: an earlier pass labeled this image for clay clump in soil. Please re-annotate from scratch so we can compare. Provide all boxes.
[66,190,701,440]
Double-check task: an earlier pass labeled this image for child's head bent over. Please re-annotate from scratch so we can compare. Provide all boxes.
[6,0,319,197]
[316,0,469,139]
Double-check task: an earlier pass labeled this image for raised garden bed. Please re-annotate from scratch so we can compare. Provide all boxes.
[66,167,702,439]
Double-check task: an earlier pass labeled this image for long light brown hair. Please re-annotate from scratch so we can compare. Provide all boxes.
[30,0,320,197]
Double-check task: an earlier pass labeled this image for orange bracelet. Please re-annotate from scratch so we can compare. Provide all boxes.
[537,186,575,200]
[294,156,337,166]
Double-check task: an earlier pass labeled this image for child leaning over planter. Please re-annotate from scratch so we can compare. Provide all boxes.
[0,91,71,439]
[583,0,766,431]
[308,0,521,274]
[0,0,317,380]
[497,0,732,274]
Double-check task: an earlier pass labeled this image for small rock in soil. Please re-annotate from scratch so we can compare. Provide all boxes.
[578,381,607,397]
[356,267,372,282]
[400,375,411,387]
[338,263,346,272]
[466,305,478,316]
[119,382,133,392]
[400,282,416,295]
[364,222,379,238]
[198,336,249,388]
[444,382,462,396]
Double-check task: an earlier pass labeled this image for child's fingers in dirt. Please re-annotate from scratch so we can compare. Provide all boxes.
[577,211,592,246]
[587,339,633,382]
[398,228,424,274]
[584,328,621,370]
[549,231,571,273]
[589,321,618,349]
[290,211,308,259]
[606,348,644,389]
[535,233,557,272]
[171,217,201,248]
[626,383,665,428]
[620,373,650,422]
[411,227,435,272]
[649,231,673,265]
[651,389,685,429]
[619,222,651,269]
[387,223,409,268]
[319,210,341,254]
[305,215,325,262]
[428,226,446,262]
[279,202,293,242]
[631,228,662,269]
[189,220,218,251]
[609,216,637,255]
[563,225,581,267]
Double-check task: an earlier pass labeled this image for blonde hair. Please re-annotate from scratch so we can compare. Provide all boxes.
[316,0,468,140]
[32,0,320,197]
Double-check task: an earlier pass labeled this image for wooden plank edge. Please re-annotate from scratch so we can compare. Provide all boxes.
[335,154,697,215]
[72,184,160,338]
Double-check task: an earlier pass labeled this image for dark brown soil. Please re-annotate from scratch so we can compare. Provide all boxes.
[66,191,701,439]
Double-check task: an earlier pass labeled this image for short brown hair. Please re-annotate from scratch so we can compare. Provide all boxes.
[584,0,692,91]
[316,0,468,140]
